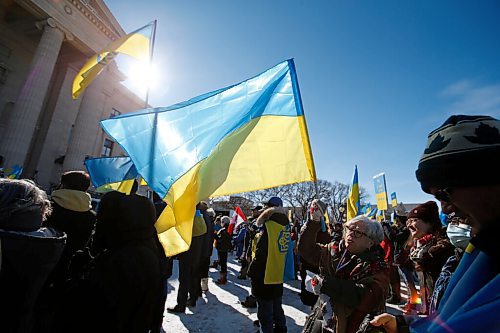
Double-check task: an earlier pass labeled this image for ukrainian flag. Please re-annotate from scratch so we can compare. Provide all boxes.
[101,59,316,256]
[84,156,138,194]
[346,165,360,221]
[72,21,155,99]
[391,192,397,207]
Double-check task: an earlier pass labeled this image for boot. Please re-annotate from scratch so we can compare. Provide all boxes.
[210,260,219,269]
[167,304,186,313]
[215,272,227,285]
[241,295,257,308]
[201,278,209,292]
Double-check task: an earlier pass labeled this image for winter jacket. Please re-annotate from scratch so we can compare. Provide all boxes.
[298,219,389,333]
[43,189,95,284]
[0,228,66,333]
[54,191,164,333]
[216,227,232,252]
[201,210,215,257]
[247,207,290,300]
[409,231,454,312]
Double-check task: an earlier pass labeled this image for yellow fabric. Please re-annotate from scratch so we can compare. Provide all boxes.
[347,182,359,220]
[51,189,91,212]
[264,221,290,284]
[156,115,315,256]
[192,215,207,237]
[95,179,135,195]
[72,31,150,99]
[252,230,261,260]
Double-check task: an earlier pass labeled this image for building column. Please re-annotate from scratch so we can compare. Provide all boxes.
[0,18,65,168]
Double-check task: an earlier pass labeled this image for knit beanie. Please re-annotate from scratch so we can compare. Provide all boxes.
[416,115,500,193]
[408,201,441,231]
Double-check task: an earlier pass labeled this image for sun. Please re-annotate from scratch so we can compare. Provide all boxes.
[121,58,159,99]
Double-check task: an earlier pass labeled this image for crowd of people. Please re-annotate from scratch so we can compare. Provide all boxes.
[0,114,498,333]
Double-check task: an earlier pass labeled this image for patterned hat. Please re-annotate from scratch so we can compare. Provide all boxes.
[416,115,500,193]
[408,201,441,230]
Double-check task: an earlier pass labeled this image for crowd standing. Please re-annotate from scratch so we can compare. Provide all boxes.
[0,114,498,333]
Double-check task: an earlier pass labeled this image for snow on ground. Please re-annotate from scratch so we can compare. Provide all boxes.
[162,252,405,333]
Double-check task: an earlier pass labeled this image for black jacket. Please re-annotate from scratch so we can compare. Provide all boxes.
[54,191,164,333]
[216,227,232,252]
[43,200,95,285]
[0,228,66,333]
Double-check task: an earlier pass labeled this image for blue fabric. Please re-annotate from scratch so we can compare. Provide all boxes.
[100,60,303,198]
[283,235,296,282]
[84,156,137,189]
[410,247,500,333]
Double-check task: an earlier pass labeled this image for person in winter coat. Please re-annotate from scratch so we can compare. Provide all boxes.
[53,190,164,333]
[214,216,232,284]
[299,200,389,333]
[0,179,66,333]
[233,221,247,258]
[168,205,207,312]
[406,201,455,315]
[43,171,95,286]
[247,196,291,333]
[371,115,500,333]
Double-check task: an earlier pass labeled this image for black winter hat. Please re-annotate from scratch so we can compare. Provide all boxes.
[416,115,500,193]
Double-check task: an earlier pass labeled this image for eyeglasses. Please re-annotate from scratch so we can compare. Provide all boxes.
[434,187,453,202]
[345,226,369,239]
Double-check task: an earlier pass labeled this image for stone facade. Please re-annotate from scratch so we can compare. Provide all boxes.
[0,0,146,190]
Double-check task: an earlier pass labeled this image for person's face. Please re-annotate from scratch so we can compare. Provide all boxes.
[344,222,374,254]
[429,186,488,231]
[406,217,432,239]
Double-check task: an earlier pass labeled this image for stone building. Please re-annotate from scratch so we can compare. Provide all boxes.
[0,0,146,190]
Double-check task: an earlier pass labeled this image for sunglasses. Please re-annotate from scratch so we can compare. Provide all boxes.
[345,226,369,239]
[434,187,453,202]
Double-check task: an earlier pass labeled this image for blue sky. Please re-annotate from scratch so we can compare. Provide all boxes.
[105,0,500,204]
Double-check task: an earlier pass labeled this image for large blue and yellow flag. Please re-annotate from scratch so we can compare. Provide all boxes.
[346,165,360,221]
[101,59,316,256]
[373,172,389,211]
[72,21,155,99]
[84,156,138,194]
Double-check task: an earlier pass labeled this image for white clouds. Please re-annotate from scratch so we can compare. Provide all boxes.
[441,79,500,116]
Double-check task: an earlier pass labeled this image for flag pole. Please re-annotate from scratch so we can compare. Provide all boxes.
[147,20,158,187]
[145,20,157,108]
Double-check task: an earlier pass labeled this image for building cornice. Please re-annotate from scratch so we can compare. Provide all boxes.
[68,0,122,41]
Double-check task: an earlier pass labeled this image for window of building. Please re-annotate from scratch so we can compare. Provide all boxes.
[110,108,121,118]
[101,138,114,157]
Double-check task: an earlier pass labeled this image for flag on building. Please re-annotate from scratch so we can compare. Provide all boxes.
[373,172,389,211]
[228,205,247,235]
[72,21,155,99]
[84,156,138,194]
[100,59,316,256]
[347,165,360,221]
[391,192,398,207]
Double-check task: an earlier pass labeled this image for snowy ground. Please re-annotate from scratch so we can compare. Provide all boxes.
[162,252,404,333]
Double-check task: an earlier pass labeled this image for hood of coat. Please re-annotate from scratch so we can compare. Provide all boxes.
[0,227,66,285]
[256,206,288,226]
[51,189,92,212]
